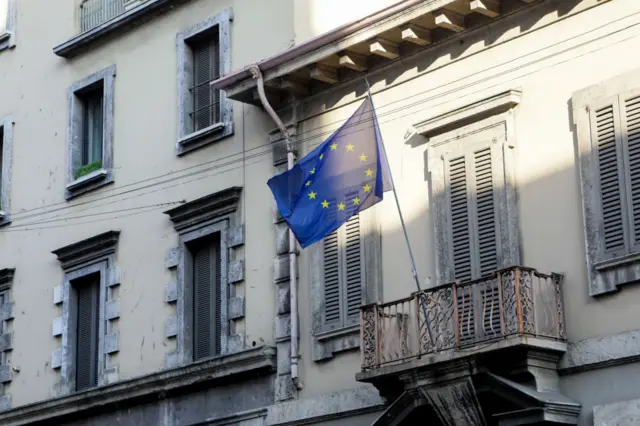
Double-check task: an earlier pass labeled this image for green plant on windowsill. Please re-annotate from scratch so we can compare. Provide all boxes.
[75,160,102,179]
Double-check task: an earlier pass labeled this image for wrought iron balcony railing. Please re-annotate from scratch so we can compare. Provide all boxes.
[80,0,129,33]
[360,266,566,370]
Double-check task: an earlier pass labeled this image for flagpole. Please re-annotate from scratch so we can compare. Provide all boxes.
[365,79,435,348]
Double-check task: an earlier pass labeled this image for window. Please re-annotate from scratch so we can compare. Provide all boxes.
[176,10,233,155]
[51,231,121,396]
[66,65,115,199]
[163,188,245,368]
[189,236,222,361]
[573,69,640,296]
[73,273,100,391]
[0,115,13,225]
[81,87,104,170]
[323,214,362,328]
[0,0,16,52]
[310,209,381,362]
[190,33,221,133]
[416,91,520,286]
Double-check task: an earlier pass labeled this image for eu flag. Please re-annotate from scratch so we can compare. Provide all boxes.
[267,95,392,248]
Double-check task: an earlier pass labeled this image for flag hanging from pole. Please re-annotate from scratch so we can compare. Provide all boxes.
[267,95,392,248]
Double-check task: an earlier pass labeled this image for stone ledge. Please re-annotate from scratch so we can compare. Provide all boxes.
[0,346,276,425]
[267,385,384,425]
[53,0,194,58]
[559,329,640,375]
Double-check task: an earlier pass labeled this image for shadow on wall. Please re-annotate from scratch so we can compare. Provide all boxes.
[305,0,586,111]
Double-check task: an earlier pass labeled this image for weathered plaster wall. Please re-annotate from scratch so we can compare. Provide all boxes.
[560,363,640,426]
[0,0,292,408]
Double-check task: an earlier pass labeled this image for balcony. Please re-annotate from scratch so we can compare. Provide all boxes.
[80,0,128,33]
[357,267,580,426]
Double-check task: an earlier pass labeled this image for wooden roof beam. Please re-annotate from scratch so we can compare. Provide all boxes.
[401,24,432,46]
[434,10,465,32]
[338,51,368,72]
[370,37,399,59]
[310,63,339,84]
[470,0,500,18]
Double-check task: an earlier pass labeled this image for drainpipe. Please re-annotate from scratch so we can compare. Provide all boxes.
[249,65,300,388]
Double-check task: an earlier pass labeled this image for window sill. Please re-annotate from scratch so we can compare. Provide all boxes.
[53,0,191,59]
[590,252,640,296]
[594,253,640,271]
[312,323,360,362]
[66,169,113,200]
[176,121,233,156]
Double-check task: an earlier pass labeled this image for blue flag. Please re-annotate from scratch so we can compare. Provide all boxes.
[267,96,392,248]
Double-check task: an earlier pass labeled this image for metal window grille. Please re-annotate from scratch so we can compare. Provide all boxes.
[80,0,126,33]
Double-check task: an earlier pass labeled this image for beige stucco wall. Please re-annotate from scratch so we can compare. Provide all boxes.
[292,0,640,399]
[0,0,293,408]
[2,0,640,416]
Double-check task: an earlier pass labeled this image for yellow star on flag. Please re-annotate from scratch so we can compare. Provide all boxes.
[363,184,372,193]
[330,143,338,150]
[310,168,316,175]
[346,144,354,152]
[365,168,373,177]
[338,202,346,211]
[320,153,324,160]
[353,197,360,205]
[321,200,329,208]
[359,153,367,162]
[309,191,317,200]
[305,180,312,187]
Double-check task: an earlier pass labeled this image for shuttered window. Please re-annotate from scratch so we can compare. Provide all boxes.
[192,236,222,361]
[74,274,100,391]
[590,91,640,260]
[324,214,362,327]
[446,145,501,344]
[446,145,499,281]
[190,32,221,132]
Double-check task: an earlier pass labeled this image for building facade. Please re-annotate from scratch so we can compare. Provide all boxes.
[0,0,640,425]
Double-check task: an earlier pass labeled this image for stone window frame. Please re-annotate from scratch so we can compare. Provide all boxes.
[309,207,383,362]
[66,65,116,200]
[410,90,521,284]
[176,9,233,156]
[164,187,245,368]
[0,268,14,412]
[0,0,16,53]
[0,115,14,226]
[572,69,640,296]
[51,231,121,396]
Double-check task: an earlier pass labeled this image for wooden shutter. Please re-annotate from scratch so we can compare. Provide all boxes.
[193,238,221,360]
[323,230,341,324]
[345,214,362,320]
[449,155,472,281]
[594,101,627,254]
[192,32,220,132]
[75,275,100,391]
[323,214,362,326]
[621,92,640,249]
[447,146,500,344]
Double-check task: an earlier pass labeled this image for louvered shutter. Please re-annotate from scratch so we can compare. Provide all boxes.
[193,238,221,360]
[447,145,500,344]
[344,214,362,320]
[323,214,362,327]
[192,33,221,132]
[592,99,627,256]
[621,92,640,250]
[75,276,100,391]
[323,230,340,324]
